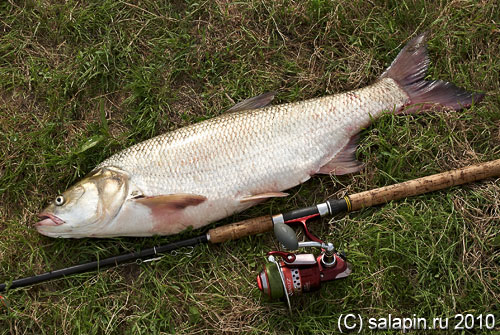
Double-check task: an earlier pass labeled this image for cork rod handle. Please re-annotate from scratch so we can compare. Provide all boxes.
[348,159,500,211]
[207,159,500,243]
[208,215,273,244]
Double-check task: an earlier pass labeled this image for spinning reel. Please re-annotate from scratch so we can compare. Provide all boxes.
[256,211,352,311]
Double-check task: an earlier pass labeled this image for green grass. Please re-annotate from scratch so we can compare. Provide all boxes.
[1,0,499,334]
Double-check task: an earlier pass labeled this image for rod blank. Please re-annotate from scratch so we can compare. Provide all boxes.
[0,235,207,292]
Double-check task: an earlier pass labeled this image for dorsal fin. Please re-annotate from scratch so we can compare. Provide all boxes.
[227,92,276,112]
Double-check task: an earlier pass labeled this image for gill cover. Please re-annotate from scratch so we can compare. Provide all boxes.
[36,167,129,237]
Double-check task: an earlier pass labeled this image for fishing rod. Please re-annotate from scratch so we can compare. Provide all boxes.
[1,159,499,293]
[255,158,500,309]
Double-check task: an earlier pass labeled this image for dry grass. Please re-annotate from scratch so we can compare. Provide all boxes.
[0,0,499,334]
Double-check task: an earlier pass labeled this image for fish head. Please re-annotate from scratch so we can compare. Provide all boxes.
[36,167,129,238]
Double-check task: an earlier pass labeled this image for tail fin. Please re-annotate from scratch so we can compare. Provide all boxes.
[380,33,484,113]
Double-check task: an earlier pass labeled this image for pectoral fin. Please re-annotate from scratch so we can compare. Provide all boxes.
[134,194,207,212]
[240,192,289,203]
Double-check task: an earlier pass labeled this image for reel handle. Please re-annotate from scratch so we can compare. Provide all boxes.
[208,216,273,243]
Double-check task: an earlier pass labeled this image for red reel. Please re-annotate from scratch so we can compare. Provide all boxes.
[257,251,352,302]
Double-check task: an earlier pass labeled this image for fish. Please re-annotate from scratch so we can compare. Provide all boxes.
[36,33,483,238]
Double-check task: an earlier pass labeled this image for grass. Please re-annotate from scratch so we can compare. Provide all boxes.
[0,0,499,334]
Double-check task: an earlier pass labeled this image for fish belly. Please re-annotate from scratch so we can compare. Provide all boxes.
[98,78,408,235]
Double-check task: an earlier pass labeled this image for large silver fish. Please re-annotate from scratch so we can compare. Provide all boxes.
[36,33,482,238]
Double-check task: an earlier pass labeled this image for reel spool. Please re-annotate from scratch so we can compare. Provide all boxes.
[256,220,352,311]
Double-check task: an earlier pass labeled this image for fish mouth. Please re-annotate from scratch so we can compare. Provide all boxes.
[36,213,65,227]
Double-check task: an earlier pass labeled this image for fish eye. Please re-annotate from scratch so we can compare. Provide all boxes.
[55,195,65,206]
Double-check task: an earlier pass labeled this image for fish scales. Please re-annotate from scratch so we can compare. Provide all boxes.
[98,78,406,200]
[36,33,483,237]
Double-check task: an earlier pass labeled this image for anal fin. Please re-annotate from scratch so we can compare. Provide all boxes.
[240,191,288,203]
[318,134,364,175]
